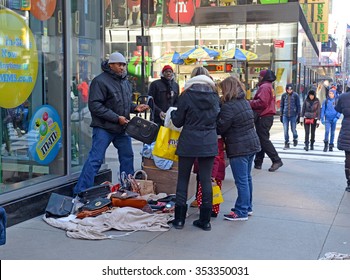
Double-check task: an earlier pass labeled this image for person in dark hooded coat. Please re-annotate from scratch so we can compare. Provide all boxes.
[335,81,350,192]
[170,66,220,231]
[249,69,283,172]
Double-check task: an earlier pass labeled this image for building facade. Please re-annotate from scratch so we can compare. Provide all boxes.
[1,0,319,225]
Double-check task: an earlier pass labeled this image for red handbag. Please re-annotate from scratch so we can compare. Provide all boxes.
[304,118,314,125]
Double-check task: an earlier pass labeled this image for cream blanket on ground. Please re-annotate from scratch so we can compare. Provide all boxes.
[43,207,172,240]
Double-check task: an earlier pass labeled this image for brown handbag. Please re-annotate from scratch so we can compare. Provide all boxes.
[76,197,111,219]
[76,206,110,219]
[111,194,148,209]
[134,170,155,196]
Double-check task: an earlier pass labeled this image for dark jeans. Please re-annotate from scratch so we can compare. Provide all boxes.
[345,151,350,170]
[73,127,134,194]
[176,156,215,208]
[254,115,281,165]
[304,122,317,144]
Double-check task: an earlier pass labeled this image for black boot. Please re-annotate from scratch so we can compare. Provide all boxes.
[310,141,314,150]
[323,141,329,152]
[329,144,334,152]
[172,205,187,229]
[193,207,211,231]
[304,142,309,151]
[345,169,350,192]
[283,142,290,150]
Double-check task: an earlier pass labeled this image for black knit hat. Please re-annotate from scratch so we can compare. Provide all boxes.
[285,83,293,91]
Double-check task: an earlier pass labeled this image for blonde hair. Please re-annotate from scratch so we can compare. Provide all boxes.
[220,76,246,102]
[190,66,210,78]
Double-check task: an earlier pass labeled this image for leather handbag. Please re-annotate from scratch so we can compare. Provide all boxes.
[76,197,111,219]
[111,197,148,209]
[45,193,74,218]
[110,190,147,209]
[125,116,159,144]
[77,183,111,204]
[76,206,110,219]
[134,170,155,196]
[304,118,314,125]
[80,197,111,211]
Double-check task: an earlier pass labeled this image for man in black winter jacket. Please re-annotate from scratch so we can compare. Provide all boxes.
[73,52,149,194]
[280,83,301,149]
[148,65,179,126]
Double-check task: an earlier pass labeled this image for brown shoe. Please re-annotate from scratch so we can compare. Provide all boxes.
[190,200,198,208]
[268,161,283,172]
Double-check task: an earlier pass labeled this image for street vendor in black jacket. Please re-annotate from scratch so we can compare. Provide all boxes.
[148,65,179,125]
[73,52,149,195]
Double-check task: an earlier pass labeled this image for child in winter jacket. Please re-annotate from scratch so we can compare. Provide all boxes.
[192,137,226,217]
[321,89,341,152]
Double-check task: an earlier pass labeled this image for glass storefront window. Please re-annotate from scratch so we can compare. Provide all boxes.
[70,0,103,173]
[1,2,65,192]
[0,1,103,196]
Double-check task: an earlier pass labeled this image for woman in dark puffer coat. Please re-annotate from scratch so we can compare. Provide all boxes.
[335,83,350,192]
[171,66,220,231]
[217,76,261,221]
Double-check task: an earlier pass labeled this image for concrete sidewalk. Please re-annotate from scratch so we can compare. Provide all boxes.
[1,120,350,260]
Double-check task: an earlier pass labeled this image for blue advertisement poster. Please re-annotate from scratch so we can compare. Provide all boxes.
[28,105,62,165]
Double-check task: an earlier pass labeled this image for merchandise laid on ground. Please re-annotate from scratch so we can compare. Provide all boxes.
[42,156,194,240]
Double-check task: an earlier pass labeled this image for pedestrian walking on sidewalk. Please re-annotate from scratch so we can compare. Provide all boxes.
[250,69,283,172]
[73,52,149,195]
[280,83,301,149]
[171,66,220,231]
[300,89,321,151]
[217,76,261,221]
[320,89,340,152]
[335,81,350,192]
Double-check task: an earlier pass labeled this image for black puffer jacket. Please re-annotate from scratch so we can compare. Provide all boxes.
[171,84,220,157]
[148,77,179,125]
[88,61,136,133]
[217,91,261,158]
[336,90,350,151]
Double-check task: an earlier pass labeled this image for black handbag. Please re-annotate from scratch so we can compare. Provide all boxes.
[79,197,111,211]
[77,183,111,204]
[45,193,74,218]
[125,116,159,144]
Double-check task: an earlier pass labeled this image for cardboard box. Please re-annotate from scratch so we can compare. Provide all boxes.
[142,157,178,170]
[142,163,196,199]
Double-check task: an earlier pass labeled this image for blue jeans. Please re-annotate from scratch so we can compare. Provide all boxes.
[283,116,298,143]
[324,119,337,145]
[229,153,255,217]
[73,127,134,194]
